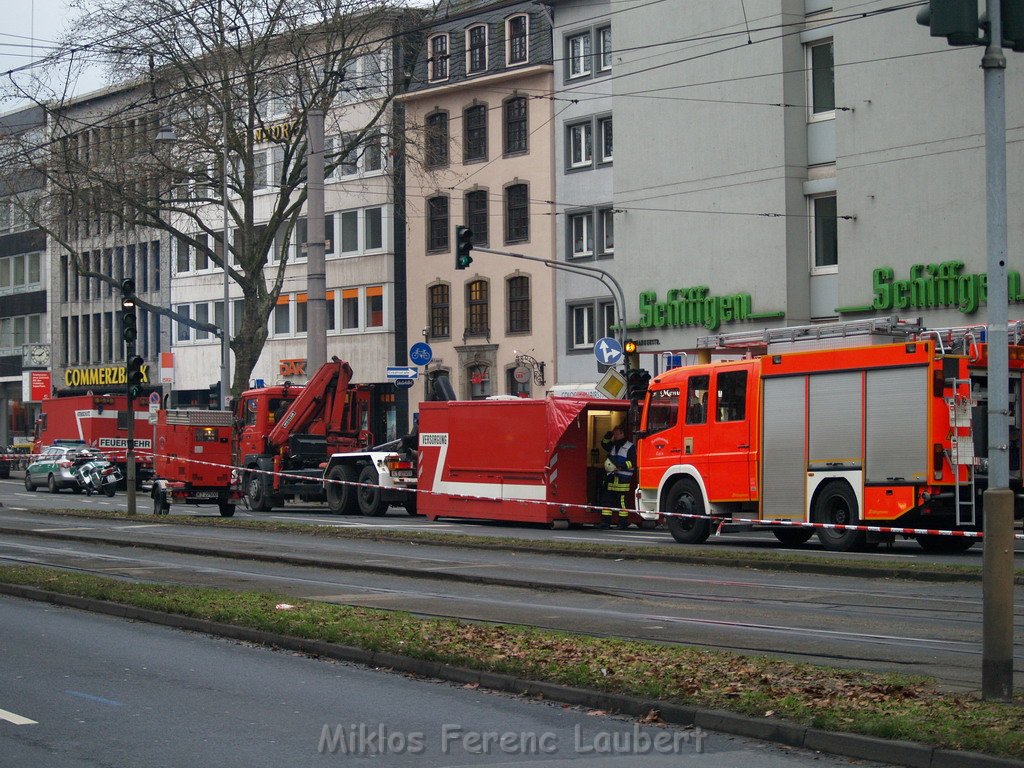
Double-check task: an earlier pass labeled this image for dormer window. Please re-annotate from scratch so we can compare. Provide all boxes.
[429,34,449,81]
[506,15,528,66]
[466,24,488,74]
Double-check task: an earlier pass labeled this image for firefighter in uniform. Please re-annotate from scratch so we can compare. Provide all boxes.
[600,424,635,529]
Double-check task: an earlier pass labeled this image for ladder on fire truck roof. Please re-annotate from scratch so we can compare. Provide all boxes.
[920,321,1024,355]
[696,316,924,350]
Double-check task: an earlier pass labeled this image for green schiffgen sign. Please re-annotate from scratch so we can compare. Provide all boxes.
[638,287,755,331]
[872,261,1024,314]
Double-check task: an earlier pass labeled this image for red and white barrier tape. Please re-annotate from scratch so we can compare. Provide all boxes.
[129,450,1024,540]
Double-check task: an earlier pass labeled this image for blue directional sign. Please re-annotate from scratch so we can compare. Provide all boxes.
[393,378,415,389]
[409,342,433,367]
[386,366,419,380]
[594,337,623,366]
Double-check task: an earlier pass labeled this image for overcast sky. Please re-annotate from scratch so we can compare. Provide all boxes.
[1,0,106,110]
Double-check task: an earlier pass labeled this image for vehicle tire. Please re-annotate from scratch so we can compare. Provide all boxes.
[245,470,275,512]
[915,533,976,554]
[153,490,170,516]
[813,481,865,552]
[324,464,357,514]
[404,492,418,516]
[24,473,34,491]
[664,478,711,544]
[103,484,117,497]
[357,465,387,516]
[48,474,59,494]
[218,503,236,518]
[771,527,814,546]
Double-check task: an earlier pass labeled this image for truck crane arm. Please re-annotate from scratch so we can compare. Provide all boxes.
[265,357,353,450]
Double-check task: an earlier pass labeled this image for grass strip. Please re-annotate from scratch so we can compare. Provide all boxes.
[1,564,1022,759]
[21,507,1005,582]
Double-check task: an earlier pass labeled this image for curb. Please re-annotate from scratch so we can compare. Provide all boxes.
[0,582,1020,768]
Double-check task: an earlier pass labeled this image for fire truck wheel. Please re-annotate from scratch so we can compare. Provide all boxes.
[357,465,387,516]
[24,473,35,492]
[48,474,60,494]
[103,484,117,498]
[218,503,236,518]
[813,480,865,552]
[915,534,975,554]
[246,471,274,512]
[324,465,357,514]
[665,479,711,544]
[771,527,814,546]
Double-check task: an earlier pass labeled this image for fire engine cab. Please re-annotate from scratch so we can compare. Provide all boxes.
[635,317,1024,552]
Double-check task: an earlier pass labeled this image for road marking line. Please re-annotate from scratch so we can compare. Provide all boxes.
[0,707,37,725]
[32,526,96,532]
[112,524,170,530]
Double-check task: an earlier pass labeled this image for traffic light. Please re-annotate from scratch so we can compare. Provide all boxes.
[455,225,474,270]
[626,368,651,401]
[126,355,145,398]
[121,278,137,345]
[208,381,221,409]
[916,0,980,46]
[623,339,639,371]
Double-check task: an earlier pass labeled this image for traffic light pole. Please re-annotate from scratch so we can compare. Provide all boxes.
[473,246,628,352]
[125,360,136,516]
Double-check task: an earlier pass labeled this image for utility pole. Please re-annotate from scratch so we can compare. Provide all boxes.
[306,109,327,373]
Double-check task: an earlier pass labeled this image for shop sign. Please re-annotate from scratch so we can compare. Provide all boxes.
[279,359,307,377]
[64,364,148,388]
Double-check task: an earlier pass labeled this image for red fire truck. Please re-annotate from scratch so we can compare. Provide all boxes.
[634,318,1024,552]
[324,395,632,526]
[33,393,154,484]
[151,409,241,517]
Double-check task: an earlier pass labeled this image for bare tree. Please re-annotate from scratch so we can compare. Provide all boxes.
[4,0,427,396]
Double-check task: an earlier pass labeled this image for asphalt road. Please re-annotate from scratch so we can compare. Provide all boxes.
[4,474,1022,565]
[0,596,897,768]
[0,508,1020,692]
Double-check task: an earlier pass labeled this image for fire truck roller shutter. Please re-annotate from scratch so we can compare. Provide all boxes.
[865,367,929,484]
[761,376,806,520]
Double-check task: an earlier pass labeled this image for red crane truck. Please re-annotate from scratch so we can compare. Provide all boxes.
[633,318,1024,552]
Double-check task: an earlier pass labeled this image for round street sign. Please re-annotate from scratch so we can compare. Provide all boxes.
[409,342,433,367]
[513,366,531,384]
[393,378,415,390]
[594,337,623,366]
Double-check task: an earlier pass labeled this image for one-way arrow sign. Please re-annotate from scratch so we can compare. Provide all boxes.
[386,366,419,379]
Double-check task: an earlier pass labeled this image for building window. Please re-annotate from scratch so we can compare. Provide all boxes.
[598,116,612,163]
[365,285,384,328]
[569,212,593,257]
[363,131,383,172]
[342,288,359,330]
[427,196,450,252]
[507,275,530,334]
[429,34,449,81]
[365,207,383,250]
[429,283,451,339]
[598,27,612,71]
[600,208,614,254]
[176,304,191,342]
[570,304,594,349]
[506,15,528,65]
[568,32,591,78]
[463,104,488,162]
[468,363,492,399]
[503,97,528,154]
[274,296,291,335]
[600,301,616,338]
[466,279,489,336]
[425,112,449,167]
[465,190,489,245]
[811,194,838,271]
[466,24,488,73]
[809,40,835,117]
[568,121,592,168]
[505,183,529,243]
[326,291,336,331]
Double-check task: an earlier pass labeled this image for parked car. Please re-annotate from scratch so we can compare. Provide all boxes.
[24,441,91,493]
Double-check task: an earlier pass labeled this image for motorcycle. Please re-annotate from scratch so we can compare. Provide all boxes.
[71,452,123,497]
